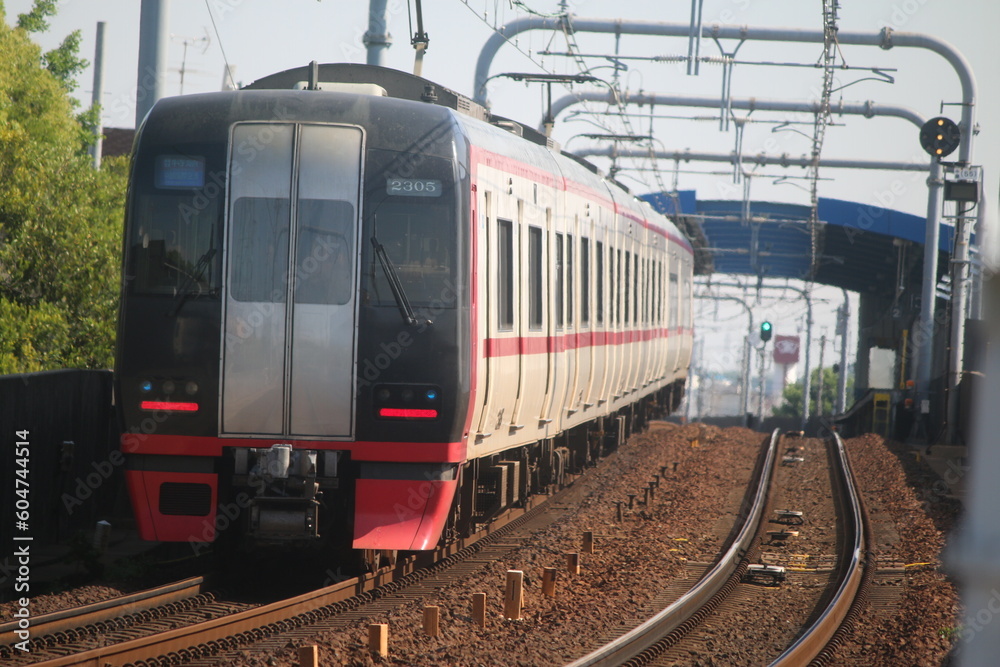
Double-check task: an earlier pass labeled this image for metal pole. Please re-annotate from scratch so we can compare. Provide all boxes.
[742,334,752,426]
[836,290,850,414]
[364,0,392,66]
[757,344,765,425]
[546,91,926,133]
[575,147,928,173]
[90,22,105,170]
[915,159,943,430]
[816,334,826,418]
[473,16,978,164]
[947,203,970,444]
[136,0,169,127]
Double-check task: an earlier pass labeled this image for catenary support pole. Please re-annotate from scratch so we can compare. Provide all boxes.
[915,159,943,433]
[947,202,971,444]
[836,290,850,415]
[136,0,169,128]
[364,0,392,66]
[90,22,106,170]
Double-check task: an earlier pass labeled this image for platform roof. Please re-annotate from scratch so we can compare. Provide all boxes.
[641,191,955,298]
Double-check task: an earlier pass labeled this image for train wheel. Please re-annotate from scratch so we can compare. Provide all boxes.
[358,548,398,573]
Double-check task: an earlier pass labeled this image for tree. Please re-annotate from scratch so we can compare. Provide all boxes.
[0,4,127,373]
[773,366,853,419]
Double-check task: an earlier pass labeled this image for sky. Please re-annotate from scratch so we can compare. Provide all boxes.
[6,0,996,412]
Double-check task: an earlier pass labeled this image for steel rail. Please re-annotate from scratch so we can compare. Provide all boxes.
[29,481,569,667]
[0,577,206,647]
[566,429,780,667]
[769,430,871,666]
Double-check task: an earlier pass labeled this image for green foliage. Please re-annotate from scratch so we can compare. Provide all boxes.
[43,29,88,95]
[773,366,853,419]
[15,0,56,33]
[0,9,126,374]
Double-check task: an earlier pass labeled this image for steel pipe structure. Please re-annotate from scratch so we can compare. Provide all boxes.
[574,146,928,173]
[364,0,392,67]
[90,21,106,169]
[472,14,979,443]
[135,0,169,127]
[544,91,927,133]
[472,16,976,166]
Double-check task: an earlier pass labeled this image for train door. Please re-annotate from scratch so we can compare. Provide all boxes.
[476,191,521,441]
[220,123,363,438]
[587,230,607,408]
[564,225,583,415]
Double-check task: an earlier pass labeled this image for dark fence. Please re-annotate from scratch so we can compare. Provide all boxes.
[0,370,121,557]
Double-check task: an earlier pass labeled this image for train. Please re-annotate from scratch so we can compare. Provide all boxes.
[115,63,693,564]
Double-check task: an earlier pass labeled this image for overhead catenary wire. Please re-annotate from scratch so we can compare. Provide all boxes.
[204,0,236,90]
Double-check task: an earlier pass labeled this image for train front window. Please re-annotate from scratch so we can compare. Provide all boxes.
[131,189,221,296]
[363,149,457,309]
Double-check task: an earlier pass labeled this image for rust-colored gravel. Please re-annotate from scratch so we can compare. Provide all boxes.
[829,434,961,665]
[0,584,128,619]
[4,429,959,665]
[229,423,765,666]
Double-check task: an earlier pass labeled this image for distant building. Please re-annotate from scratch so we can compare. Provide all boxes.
[102,128,136,158]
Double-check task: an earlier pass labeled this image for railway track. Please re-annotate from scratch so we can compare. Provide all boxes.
[8,468,592,667]
[569,430,871,666]
[3,427,873,665]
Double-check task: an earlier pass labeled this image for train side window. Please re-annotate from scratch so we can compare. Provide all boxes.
[656,261,662,325]
[624,251,630,325]
[640,256,646,325]
[669,271,679,329]
[498,218,514,329]
[616,249,622,326]
[528,226,543,329]
[566,234,574,327]
[581,238,590,326]
[683,270,692,328]
[555,232,564,329]
[633,253,639,325]
[595,241,603,325]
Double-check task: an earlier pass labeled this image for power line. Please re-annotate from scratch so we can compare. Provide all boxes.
[204,0,236,89]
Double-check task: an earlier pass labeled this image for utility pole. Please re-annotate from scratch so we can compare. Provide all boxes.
[136,0,169,127]
[89,22,105,170]
[836,291,850,414]
[816,335,826,418]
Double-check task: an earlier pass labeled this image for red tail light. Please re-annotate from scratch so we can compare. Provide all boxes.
[141,401,199,412]
[378,408,438,419]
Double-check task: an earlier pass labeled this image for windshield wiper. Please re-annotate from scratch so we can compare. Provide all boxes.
[370,235,430,327]
[166,248,217,317]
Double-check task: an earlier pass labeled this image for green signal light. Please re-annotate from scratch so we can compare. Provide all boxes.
[760,321,773,342]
